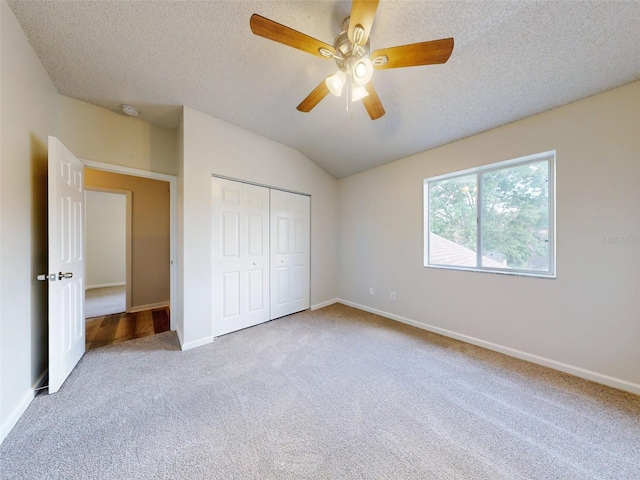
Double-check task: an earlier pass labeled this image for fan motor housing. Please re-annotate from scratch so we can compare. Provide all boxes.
[333,29,371,71]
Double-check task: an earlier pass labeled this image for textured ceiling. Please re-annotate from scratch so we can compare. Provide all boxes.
[9,0,640,178]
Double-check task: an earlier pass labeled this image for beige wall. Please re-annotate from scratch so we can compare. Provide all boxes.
[85,169,170,309]
[0,1,58,442]
[57,95,178,175]
[178,107,339,348]
[338,81,640,393]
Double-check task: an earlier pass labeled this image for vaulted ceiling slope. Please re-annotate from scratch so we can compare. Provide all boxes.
[9,1,640,178]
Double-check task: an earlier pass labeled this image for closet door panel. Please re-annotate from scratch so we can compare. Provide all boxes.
[247,269,264,312]
[212,178,269,335]
[222,271,241,318]
[275,266,289,305]
[270,190,310,320]
[213,179,244,336]
[288,193,310,314]
[243,183,270,328]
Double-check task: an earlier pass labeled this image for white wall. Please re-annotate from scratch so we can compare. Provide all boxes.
[85,190,126,288]
[179,107,339,348]
[338,81,640,393]
[175,111,185,343]
[0,1,58,443]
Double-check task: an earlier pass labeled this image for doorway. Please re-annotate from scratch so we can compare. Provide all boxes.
[83,166,174,349]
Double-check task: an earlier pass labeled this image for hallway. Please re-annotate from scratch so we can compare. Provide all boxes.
[85,308,170,350]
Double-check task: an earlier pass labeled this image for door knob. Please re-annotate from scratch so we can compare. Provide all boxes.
[58,272,73,280]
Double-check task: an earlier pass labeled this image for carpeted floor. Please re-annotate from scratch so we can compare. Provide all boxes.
[1,304,639,479]
[85,285,126,319]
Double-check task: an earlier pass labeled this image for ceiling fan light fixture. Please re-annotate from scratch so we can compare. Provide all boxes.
[351,84,369,102]
[349,56,373,85]
[249,1,454,120]
[326,70,346,96]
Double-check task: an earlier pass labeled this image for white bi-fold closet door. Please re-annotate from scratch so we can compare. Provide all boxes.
[212,177,310,337]
[270,189,311,320]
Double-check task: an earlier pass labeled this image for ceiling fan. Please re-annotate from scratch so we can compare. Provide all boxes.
[249,0,454,120]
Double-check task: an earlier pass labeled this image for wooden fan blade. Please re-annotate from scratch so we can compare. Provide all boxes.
[297,78,330,112]
[348,0,379,45]
[250,14,335,59]
[362,82,385,120]
[371,38,454,69]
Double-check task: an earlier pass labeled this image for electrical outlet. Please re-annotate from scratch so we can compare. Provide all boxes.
[369,287,374,296]
[390,292,396,301]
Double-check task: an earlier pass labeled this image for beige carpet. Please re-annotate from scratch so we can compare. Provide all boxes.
[85,285,125,318]
[1,304,638,479]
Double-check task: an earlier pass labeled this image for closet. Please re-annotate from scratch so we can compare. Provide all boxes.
[211,177,310,336]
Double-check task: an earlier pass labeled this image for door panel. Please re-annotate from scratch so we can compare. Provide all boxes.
[270,190,310,320]
[248,192,264,208]
[48,136,85,394]
[222,186,240,205]
[276,266,289,305]
[222,271,241,318]
[294,218,305,253]
[212,178,270,335]
[248,269,263,311]
[276,217,289,254]
[243,183,270,328]
[293,265,305,300]
[248,215,263,255]
[222,212,240,257]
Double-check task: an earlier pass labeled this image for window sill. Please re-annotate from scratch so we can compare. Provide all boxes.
[424,264,556,279]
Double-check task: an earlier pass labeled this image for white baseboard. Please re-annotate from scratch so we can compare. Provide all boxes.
[86,282,125,290]
[0,370,48,445]
[180,335,214,351]
[310,298,338,311]
[129,301,170,313]
[338,299,640,396]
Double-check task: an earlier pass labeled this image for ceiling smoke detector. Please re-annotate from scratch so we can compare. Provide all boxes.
[121,104,140,117]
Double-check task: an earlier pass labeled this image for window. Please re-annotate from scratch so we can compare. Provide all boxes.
[424,151,555,277]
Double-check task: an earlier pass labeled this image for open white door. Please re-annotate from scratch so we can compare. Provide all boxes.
[46,136,85,393]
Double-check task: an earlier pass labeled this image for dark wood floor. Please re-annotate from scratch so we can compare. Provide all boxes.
[86,307,170,350]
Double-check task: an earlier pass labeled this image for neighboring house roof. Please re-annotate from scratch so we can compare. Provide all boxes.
[429,233,507,269]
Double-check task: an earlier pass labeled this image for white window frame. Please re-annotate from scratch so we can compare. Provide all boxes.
[424,150,556,278]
